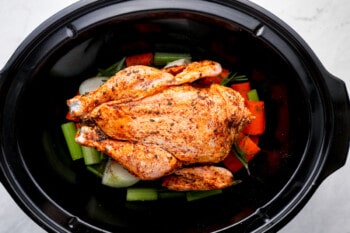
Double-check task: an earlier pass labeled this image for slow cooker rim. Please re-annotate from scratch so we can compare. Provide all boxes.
[0,1,348,233]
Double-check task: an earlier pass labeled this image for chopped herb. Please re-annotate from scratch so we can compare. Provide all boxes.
[97,57,126,77]
[61,122,83,160]
[220,72,248,86]
[232,140,250,175]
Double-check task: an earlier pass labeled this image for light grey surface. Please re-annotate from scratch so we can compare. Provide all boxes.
[0,0,349,232]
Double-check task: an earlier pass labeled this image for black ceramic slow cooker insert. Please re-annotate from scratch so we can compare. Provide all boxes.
[0,1,349,233]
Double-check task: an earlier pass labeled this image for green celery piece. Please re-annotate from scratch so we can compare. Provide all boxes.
[154,52,191,66]
[247,89,260,101]
[186,190,222,202]
[86,159,108,178]
[158,191,185,199]
[61,122,83,160]
[126,188,158,201]
[86,165,104,178]
[82,146,101,165]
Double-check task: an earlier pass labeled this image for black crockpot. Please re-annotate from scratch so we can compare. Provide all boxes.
[0,0,349,232]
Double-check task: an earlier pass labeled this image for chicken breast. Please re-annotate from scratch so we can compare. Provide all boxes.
[84,84,251,164]
[161,166,234,191]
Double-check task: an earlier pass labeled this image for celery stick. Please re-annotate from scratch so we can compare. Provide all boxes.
[126,188,158,201]
[86,165,104,178]
[87,158,108,178]
[99,152,107,161]
[247,89,259,101]
[61,122,82,160]
[159,191,185,199]
[186,190,222,202]
[154,52,191,66]
[82,146,101,165]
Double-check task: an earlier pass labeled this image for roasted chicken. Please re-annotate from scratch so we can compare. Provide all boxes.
[68,60,253,191]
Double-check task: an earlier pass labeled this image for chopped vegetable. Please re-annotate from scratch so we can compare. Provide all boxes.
[87,164,105,178]
[158,191,185,199]
[78,76,109,95]
[231,82,251,101]
[97,57,126,77]
[125,189,224,202]
[87,155,107,177]
[186,190,222,201]
[62,54,267,196]
[153,52,191,66]
[126,188,158,201]
[223,153,244,173]
[125,189,225,201]
[82,146,101,165]
[224,136,261,173]
[249,135,260,145]
[126,52,154,67]
[243,100,265,135]
[102,159,140,188]
[61,122,83,160]
[224,86,264,173]
[237,136,261,160]
[247,89,260,101]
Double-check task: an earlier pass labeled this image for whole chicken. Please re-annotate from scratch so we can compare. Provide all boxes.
[68,60,253,191]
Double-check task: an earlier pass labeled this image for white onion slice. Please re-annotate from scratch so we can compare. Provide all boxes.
[102,159,140,188]
[78,76,109,95]
[164,58,191,68]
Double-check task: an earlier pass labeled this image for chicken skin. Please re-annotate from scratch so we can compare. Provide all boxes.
[68,60,222,118]
[83,84,250,164]
[76,125,182,180]
[161,166,234,191]
[69,60,253,190]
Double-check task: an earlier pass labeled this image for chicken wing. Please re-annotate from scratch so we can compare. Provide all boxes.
[67,60,222,118]
[161,166,234,191]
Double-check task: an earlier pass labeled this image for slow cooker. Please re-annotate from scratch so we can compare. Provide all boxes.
[0,0,349,232]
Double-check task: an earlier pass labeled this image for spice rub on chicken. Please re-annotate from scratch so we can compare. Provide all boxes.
[68,60,253,191]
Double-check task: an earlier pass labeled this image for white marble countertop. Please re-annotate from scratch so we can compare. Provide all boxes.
[0,0,349,232]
